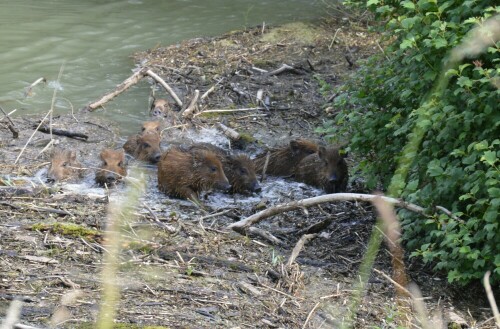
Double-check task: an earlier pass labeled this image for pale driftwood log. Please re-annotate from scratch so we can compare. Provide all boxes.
[287,233,317,266]
[145,69,183,107]
[83,68,148,111]
[181,89,199,119]
[216,123,240,141]
[227,193,426,232]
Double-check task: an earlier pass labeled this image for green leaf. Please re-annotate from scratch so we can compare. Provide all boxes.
[402,1,416,10]
[400,39,414,49]
[434,38,448,49]
[367,0,380,6]
[481,151,498,166]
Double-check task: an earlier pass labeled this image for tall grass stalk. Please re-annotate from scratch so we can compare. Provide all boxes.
[96,169,146,329]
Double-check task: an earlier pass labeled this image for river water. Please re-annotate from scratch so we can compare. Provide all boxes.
[0,0,324,132]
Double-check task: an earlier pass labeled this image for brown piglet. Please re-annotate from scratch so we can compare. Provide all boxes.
[294,146,348,193]
[47,148,83,182]
[254,139,318,177]
[157,146,231,205]
[189,143,261,194]
[124,132,161,164]
[95,149,127,186]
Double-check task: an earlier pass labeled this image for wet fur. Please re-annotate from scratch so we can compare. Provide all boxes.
[157,146,230,202]
[124,132,161,164]
[294,146,348,193]
[254,139,318,176]
[47,148,83,182]
[95,149,127,186]
[188,143,260,194]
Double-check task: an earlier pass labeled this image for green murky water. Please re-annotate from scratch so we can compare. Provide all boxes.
[0,0,324,132]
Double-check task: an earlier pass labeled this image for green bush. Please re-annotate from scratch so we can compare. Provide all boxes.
[319,0,500,283]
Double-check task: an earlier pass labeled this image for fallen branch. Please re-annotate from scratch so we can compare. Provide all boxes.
[287,233,317,266]
[83,67,148,111]
[33,124,88,141]
[227,193,426,232]
[181,89,199,119]
[145,69,183,107]
[193,107,264,117]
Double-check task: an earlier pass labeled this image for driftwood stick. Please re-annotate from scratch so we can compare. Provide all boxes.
[194,107,264,117]
[227,193,427,232]
[145,69,183,107]
[216,123,240,141]
[34,124,88,140]
[24,77,47,98]
[0,105,19,138]
[83,68,148,112]
[182,89,200,119]
[268,64,297,76]
[287,233,317,266]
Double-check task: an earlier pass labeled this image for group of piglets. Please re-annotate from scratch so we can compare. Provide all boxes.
[47,98,348,205]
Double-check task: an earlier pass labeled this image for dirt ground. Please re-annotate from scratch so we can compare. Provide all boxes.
[0,19,496,329]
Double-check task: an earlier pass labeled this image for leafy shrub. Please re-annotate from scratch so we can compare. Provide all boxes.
[319,0,500,283]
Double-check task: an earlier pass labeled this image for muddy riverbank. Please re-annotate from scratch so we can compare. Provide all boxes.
[0,20,493,328]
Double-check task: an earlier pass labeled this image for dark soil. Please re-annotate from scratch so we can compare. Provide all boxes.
[0,19,495,329]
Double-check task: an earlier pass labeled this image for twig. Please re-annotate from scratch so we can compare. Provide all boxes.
[182,89,200,119]
[193,107,264,117]
[248,227,283,245]
[83,67,148,111]
[15,63,65,164]
[287,233,317,266]
[260,151,271,183]
[376,40,390,61]
[328,28,342,51]
[227,193,427,232]
[0,105,15,126]
[484,271,500,329]
[302,302,321,329]
[145,69,183,107]
[373,268,412,297]
[259,282,303,300]
[200,85,216,100]
[24,77,47,98]
[216,123,240,141]
[267,64,299,76]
